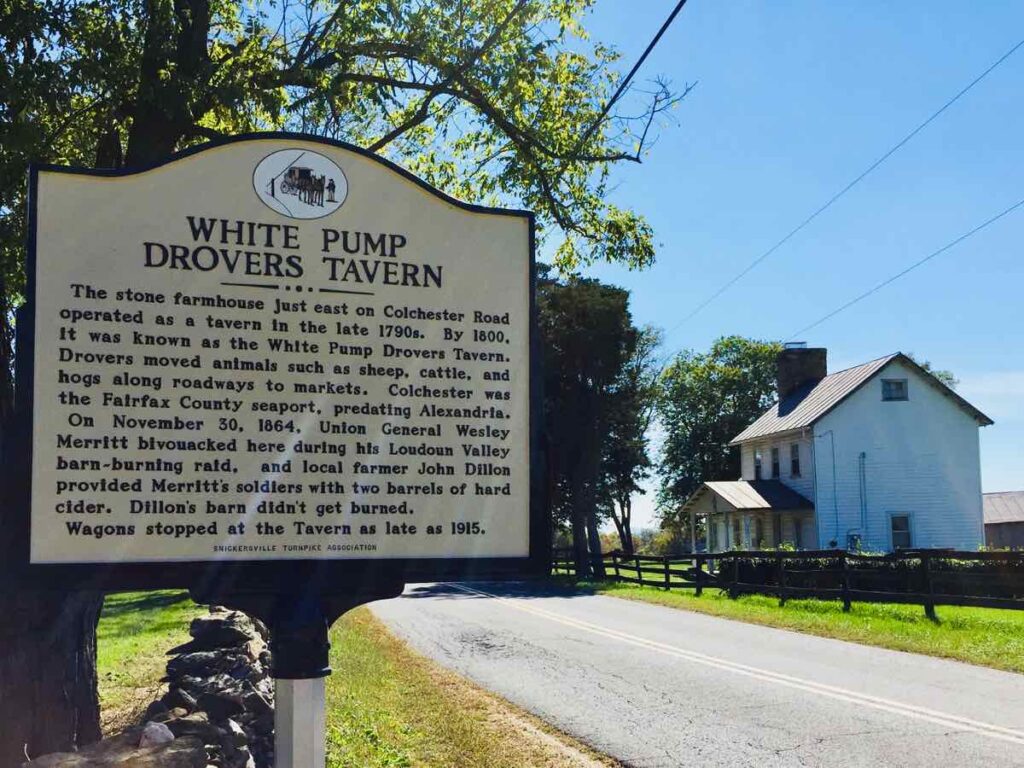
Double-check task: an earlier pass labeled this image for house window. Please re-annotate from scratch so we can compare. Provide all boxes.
[754,517,764,549]
[771,447,780,478]
[890,514,912,549]
[793,518,803,549]
[732,518,741,548]
[790,443,801,477]
[754,449,763,479]
[882,379,908,401]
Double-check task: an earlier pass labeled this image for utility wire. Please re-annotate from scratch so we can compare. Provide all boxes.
[787,195,1024,340]
[664,35,1024,337]
[556,0,689,180]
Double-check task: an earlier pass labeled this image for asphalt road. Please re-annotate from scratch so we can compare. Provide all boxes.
[372,582,1024,768]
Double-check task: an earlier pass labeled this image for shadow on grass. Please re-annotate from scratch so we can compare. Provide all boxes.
[101,591,192,619]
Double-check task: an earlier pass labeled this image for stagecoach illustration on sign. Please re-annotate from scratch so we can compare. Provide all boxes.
[267,152,338,207]
[254,147,347,219]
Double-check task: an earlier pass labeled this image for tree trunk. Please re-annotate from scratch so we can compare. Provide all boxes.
[569,475,591,579]
[0,591,104,763]
[586,510,605,579]
[610,514,628,554]
[0,116,139,764]
[126,0,211,166]
[577,394,605,579]
[613,497,634,554]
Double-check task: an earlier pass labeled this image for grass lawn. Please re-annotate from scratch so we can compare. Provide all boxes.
[577,579,1024,674]
[97,591,611,767]
[97,590,206,734]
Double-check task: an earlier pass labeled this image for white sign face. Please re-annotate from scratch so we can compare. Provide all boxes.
[29,138,531,564]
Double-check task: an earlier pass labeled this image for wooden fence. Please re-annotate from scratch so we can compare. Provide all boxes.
[551,547,1024,617]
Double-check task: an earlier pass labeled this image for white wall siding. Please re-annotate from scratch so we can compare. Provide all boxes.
[740,444,755,480]
[813,359,984,552]
[738,434,814,500]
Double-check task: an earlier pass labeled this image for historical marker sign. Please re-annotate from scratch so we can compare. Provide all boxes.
[18,134,541,585]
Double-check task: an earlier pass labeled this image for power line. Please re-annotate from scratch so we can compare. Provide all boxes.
[559,0,689,173]
[787,195,1024,340]
[664,34,1024,337]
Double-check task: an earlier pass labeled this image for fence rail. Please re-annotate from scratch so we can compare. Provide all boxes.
[551,547,1024,616]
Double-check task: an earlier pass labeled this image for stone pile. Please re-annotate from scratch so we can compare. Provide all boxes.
[22,606,277,768]
[147,606,276,768]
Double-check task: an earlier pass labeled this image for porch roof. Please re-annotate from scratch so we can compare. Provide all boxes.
[683,479,814,514]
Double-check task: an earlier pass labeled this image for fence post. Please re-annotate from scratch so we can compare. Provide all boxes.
[612,551,621,582]
[730,554,740,599]
[664,556,670,590]
[922,552,937,620]
[777,553,787,607]
[841,551,851,612]
[636,555,643,588]
[694,555,704,597]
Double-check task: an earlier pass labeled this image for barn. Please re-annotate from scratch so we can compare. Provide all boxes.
[984,492,1024,549]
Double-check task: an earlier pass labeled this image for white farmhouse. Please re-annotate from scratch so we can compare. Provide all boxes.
[683,346,993,553]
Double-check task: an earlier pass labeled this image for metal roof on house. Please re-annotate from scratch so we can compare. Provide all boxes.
[984,492,1024,525]
[730,353,993,445]
[686,479,814,512]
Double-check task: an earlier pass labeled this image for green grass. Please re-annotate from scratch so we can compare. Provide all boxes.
[575,579,1024,673]
[96,591,609,767]
[97,591,206,733]
[325,608,611,768]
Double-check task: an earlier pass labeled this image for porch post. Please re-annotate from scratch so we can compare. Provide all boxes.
[690,508,697,554]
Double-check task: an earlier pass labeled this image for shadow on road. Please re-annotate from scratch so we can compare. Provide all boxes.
[400,579,594,601]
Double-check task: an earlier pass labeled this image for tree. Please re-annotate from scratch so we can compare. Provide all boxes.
[537,267,642,578]
[0,2,685,759]
[597,326,661,553]
[907,353,958,390]
[657,336,783,533]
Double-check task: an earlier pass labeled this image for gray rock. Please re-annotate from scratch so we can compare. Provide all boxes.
[249,710,275,736]
[139,720,175,747]
[166,713,224,745]
[225,746,256,768]
[142,699,169,722]
[223,719,248,748]
[198,689,245,721]
[176,673,245,699]
[242,689,273,718]
[249,617,270,642]
[189,614,257,649]
[167,651,250,680]
[162,687,198,711]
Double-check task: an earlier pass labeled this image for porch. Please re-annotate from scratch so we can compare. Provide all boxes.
[682,480,815,552]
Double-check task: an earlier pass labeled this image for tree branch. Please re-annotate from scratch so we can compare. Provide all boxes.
[367,0,530,152]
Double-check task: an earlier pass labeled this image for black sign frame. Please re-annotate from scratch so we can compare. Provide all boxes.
[6,132,547,593]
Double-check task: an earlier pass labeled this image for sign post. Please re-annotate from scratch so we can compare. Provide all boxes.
[12,133,545,765]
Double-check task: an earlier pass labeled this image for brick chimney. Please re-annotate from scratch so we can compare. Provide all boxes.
[777,344,827,401]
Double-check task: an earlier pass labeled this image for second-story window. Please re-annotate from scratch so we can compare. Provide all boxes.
[882,378,908,401]
[754,449,763,479]
[771,447,780,478]
[790,443,801,477]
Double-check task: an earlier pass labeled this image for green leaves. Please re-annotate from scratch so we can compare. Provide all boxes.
[2,0,681,295]
[657,337,784,523]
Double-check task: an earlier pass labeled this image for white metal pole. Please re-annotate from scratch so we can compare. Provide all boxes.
[275,678,326,768]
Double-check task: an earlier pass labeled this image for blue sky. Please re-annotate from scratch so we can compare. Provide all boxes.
[563,1,1024,530]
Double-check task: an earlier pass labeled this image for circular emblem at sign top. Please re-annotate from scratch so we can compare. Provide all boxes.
[252,148,348,219]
